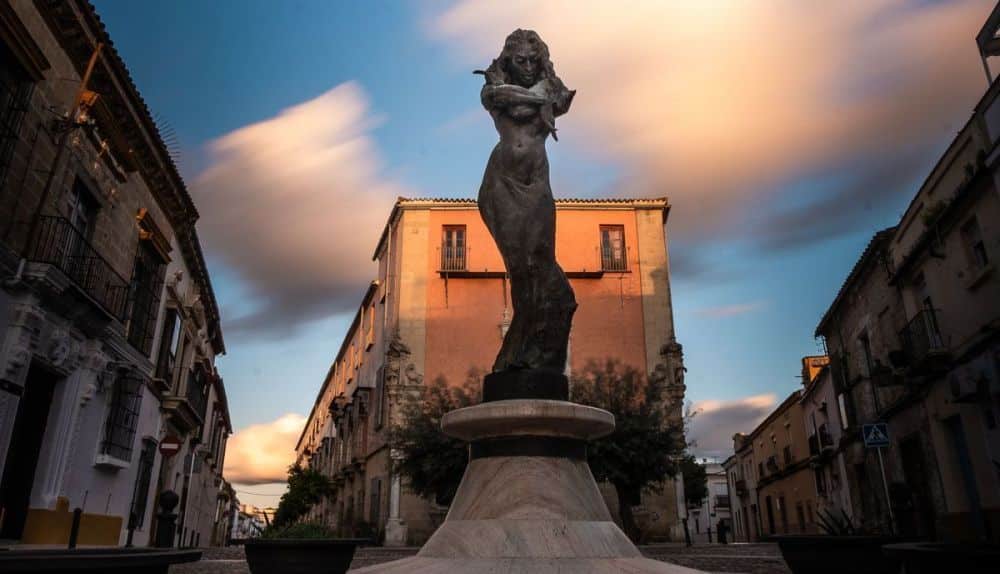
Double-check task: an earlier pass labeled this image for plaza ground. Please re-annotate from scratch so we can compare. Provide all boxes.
[171,543,791,574]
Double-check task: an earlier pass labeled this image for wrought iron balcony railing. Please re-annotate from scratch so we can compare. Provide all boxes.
[600,248,627,272]
[440,243,466,271]
[27,216,129,320]
[899,309,946,366]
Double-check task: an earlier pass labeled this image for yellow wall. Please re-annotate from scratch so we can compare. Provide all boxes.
[21,502,122,545]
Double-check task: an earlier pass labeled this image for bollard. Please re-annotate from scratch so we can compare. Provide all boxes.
[68,508,82,549]
[154,490,180,548]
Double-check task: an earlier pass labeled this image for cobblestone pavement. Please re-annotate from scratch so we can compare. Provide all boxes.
[171,543,790,574]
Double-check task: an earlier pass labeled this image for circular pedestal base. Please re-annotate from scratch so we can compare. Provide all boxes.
[353,400,706,573]
[351,556,705,573]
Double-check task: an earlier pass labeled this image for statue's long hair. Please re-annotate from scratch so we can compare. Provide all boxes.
[482,29,557,86]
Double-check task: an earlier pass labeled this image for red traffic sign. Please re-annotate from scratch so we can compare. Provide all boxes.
[159,435,183,458]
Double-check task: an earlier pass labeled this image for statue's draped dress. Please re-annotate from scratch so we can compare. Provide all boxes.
[478,79,576,374]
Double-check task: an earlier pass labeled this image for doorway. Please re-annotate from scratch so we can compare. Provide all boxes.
[899,434,937,538]
[0,363,59,539]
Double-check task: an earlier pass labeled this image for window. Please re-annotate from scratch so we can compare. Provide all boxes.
[100,372,144,461]
[858,332,874,378]
[369,477,383,524]
[374,365,386,429]
[185,365,209,422]
[837,391,854,430]
[783,445,793,465]
[127,439,157,529]
[0,38,33,191]
[67,179,99,241]
[441,226,466,271]
[366,304,375,349]
[600,225,627,271]
[961,217,989,270]
[155,308,182,383]
[814,467,827,495]
[126,242,167,355]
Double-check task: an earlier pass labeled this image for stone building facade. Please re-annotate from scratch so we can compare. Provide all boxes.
[726,391,820,541]
[295,197,687,545]
[687,459,731,543]
[0,0,230,547]
[812,72,1000,541]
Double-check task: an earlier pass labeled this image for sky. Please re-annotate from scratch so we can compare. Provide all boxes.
[92,0,994,508]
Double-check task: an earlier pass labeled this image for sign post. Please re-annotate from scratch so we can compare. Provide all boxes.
[159,435,182,459]
[862,423,894,534]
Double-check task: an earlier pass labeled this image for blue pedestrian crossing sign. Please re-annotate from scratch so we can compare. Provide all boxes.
[862,423,890,448]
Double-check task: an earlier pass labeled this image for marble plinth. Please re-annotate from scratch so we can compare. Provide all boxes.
[352,400,704,573]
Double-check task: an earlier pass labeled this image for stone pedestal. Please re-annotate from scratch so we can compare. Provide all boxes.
[353,399,703,573]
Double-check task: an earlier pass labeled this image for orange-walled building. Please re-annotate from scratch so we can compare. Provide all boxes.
[295,198,687,545]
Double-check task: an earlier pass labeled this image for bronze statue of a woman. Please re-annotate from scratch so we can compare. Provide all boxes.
[477,30,577,401]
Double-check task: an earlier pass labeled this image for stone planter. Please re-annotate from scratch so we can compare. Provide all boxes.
[244,538,366,574]
[882,542,1000,574]
[772,535,910,574]
[0,547,201,574]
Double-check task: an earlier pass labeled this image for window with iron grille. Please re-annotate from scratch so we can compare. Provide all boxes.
[100,372,144,461]
[0,39,33,192]
[127,242,166,355]
[441,226,466,271]
[127,438,157,529]
[600,225,627,271]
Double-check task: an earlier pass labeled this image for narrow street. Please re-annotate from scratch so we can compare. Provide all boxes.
[170,544,791,574]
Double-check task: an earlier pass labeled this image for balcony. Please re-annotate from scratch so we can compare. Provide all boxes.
[714,495,731,509]
[161,368,210,432]
[600,249,627,272]
[898,309,951,374]
[440,243,466,271]
[26,216,129,321]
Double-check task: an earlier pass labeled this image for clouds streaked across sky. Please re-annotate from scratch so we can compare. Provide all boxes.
[92,0,994,505]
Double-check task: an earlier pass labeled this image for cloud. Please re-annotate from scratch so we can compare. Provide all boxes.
[194,83,406,335]
[224,413,306,485]
[687,394,777,459]
[692,300,769,319]
[431,0,990,247]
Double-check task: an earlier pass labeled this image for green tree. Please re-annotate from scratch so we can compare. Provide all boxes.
[571,358,686,543]
[271,464,333,528]
[389,373,480,506]
[679,455,708,509]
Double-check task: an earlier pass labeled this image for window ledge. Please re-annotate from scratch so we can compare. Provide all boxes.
[963,263,994,290]
[94,453,130,469]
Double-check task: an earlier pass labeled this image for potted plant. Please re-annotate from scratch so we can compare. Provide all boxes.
[245,522,368,574]
[772,508,913,574]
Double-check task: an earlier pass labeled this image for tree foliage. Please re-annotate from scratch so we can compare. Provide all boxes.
[272,464,333,528]
[389,360,685,543]
[679,455,708,509]
[571,358,686,542]
[389,373,480,506]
